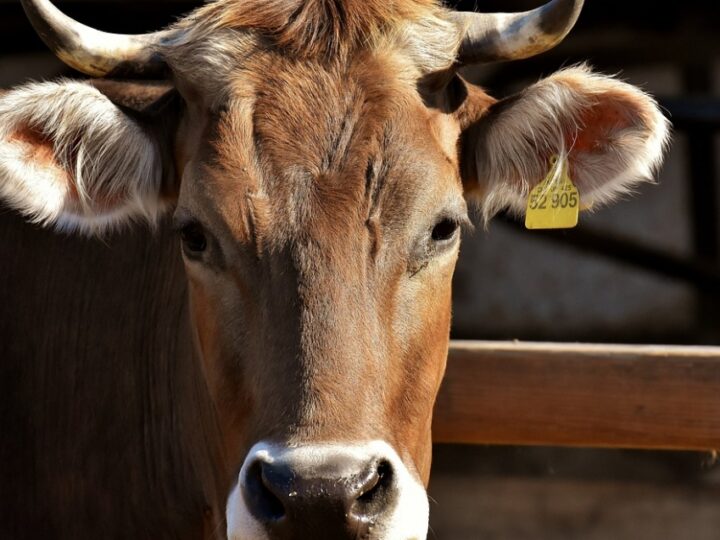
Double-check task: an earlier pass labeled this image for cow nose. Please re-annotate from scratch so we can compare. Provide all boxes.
[241,451,396,538]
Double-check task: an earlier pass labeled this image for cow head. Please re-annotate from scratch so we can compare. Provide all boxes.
[0,0,669,538]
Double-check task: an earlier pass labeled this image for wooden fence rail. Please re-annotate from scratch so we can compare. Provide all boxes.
[433,341,720,451]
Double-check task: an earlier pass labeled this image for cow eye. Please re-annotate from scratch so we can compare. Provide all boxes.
[409,215,463,274]
[180,222,207,256]
[431,218,460,243]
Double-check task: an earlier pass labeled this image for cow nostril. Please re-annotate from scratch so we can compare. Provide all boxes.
[352,460,394,520]
[358,460,392,503]
[243,461,285,522]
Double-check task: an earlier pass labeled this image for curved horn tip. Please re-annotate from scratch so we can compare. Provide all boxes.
[454,0,585,65]
[20,0,170,78]
[538,0,585,38]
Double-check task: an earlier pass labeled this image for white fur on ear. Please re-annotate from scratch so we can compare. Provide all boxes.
[0,80,167,235]
[469,65,671,222]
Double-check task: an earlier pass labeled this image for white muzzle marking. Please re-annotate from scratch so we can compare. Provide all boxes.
[226,441,429,540]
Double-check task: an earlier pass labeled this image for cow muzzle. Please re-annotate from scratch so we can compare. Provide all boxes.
[227,441,429,540]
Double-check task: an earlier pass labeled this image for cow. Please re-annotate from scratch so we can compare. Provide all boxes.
[0,0,669,538]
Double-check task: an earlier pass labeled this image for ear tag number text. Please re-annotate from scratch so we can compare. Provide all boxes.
[525,156,580,230]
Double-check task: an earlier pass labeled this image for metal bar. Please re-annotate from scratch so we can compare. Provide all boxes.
[662,97,720,130]
[683,64,720,341]
[498,216,720,292]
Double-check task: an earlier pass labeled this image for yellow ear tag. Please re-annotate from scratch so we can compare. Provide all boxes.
[525,155,580,230]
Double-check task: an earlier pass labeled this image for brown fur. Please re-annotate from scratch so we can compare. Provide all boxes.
[164,31,470,509]
[9,126,58,170]
[0,212,229,539]
[178,0,443,59]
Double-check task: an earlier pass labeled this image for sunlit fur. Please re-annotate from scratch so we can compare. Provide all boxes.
[463,64,671,223]
[169,0,459,61]
[0,81,166,234]
[162,0,461,106]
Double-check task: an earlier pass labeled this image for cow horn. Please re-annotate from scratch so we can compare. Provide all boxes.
[21,0,175,78]
[451,0,584,64]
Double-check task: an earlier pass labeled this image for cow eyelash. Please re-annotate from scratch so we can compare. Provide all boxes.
[409,213,467,275]
[430,212,471,244]
[181,223,208,255]
[431,218,461,243]
[173,217,208,259]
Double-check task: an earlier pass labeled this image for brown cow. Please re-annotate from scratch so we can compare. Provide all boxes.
[0,0,669,538]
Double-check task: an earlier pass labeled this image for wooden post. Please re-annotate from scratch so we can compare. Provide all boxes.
[433,341,720,450]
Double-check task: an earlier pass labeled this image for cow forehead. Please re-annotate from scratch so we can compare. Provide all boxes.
[188,54,463,249]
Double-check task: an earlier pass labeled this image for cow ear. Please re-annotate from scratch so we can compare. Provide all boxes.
[460,65,670,222]
[0,79,180,235]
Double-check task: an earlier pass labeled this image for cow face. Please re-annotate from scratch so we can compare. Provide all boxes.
[0,1,669,539]
[168,46,467,539]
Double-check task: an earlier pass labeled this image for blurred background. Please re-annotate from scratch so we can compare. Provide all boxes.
[1,0,719,538]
